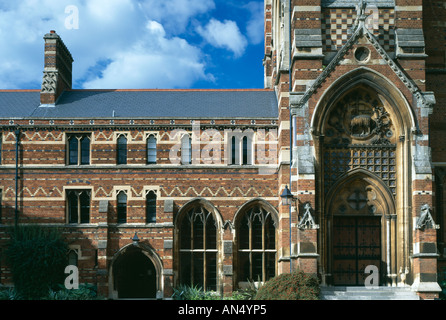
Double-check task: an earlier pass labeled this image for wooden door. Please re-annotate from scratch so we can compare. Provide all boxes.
[332,216,381,285]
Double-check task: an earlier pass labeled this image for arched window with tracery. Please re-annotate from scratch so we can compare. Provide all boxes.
[237,204,277,284]
[178,203,218,291]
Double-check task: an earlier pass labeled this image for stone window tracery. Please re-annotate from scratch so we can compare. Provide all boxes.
[237,205,277,283]
[323,88,397,196]
[179,204,218,291]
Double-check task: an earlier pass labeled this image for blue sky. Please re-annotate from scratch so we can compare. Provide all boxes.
[0,0,265,90]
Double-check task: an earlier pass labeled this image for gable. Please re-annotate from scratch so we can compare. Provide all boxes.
[291,21,431,111]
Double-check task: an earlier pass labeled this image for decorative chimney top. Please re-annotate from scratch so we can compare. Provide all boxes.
[40,31,74,105]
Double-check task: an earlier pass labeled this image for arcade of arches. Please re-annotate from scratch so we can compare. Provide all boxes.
[110,199,279,298]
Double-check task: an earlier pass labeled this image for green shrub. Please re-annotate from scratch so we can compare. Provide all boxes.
[172,285,221,300]
[0,287,23,300]
[229,279,262,300]
[3,226,68,299]
[45,283,98,300]
[254,271,320,300]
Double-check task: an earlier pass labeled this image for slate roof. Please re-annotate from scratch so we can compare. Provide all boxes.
[0,89,278,120]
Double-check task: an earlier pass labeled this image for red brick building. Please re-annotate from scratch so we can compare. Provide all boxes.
[0,0,444,300]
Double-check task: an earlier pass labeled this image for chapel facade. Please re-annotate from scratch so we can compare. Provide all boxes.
[0,0,444,300]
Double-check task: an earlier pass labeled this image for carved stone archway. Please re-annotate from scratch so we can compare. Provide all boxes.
[312,75,414,287]
[325,170,396,286]
[109,243,163,299]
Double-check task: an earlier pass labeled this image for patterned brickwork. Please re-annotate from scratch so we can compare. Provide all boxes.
[321,8,395,52]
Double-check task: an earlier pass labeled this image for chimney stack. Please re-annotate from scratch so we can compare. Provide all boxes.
[40,30,74,105]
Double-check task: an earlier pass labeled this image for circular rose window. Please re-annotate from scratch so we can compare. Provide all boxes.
[355,47,370,62]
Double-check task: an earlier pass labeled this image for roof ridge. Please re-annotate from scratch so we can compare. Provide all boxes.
[66,88,273,92]
[0,89,40,92]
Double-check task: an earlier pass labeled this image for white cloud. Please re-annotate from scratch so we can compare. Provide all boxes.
[197,18,248,58]
[82,21,211,89]
[245,1,264,45]
[137,0,215,33]
[0,0,215,89]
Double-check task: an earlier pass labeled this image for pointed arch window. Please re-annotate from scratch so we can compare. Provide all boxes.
[179,204,218,291]
[117,191,127,223]
[68,249,78,267]
[67,190,91,224]
[117,135,127,165]
[146,191,157,223]
[147,135,157,164]
[68,134,91,165]
[229,133,253,165]
[237,205,276,283]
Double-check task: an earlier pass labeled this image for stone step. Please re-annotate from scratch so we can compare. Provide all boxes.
[320,286,420,300]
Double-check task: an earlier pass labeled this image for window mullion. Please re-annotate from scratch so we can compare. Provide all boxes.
[77,192,81,224]
[203,217,207,289]
[77,136,81,165]
[262,222,266,282]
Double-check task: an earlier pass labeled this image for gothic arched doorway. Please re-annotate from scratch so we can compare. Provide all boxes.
[327,174,394,286]
[112,246,158,299]
[312,80,406,286]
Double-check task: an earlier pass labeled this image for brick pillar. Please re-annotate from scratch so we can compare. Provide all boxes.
[222,235,234,296]
[411,204,441,299]
[163,199,175,298]
[296,228,318,276]
[96,200,110,298]
[295,202,319,276]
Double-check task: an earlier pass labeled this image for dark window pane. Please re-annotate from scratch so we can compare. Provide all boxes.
[265,252,276,281]
[117,192,127,223]
[252,252,263,281]
[180,215,191,250]
[117,135,127,165]
[80,192,90,224]
[231,136,236,165]
[242,136,248,165]
[205,213,216,250]
[239,215,250,249]
[206,252,217,291]
[193,252,204,288]
[193,213,204,249]
[68,137,78,165]
[68,192,78,223]
[80,137,90,165]
[251,212,263,250]
[239,252,250,282]
[146,191,156,223]
[180,252,191,286]
[265,215,276,250]
[68,251,78,267]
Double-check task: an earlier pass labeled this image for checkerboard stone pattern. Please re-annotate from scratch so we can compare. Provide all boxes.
[321,8,395,52]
